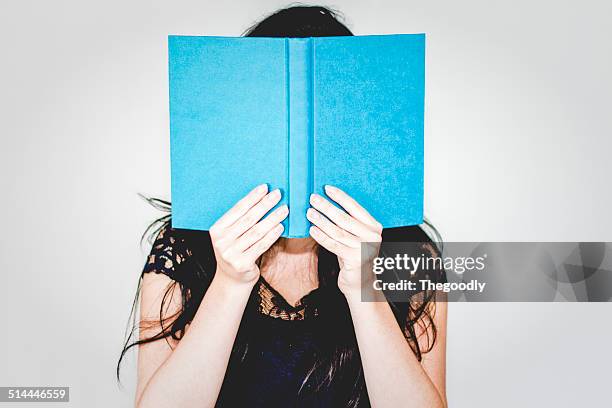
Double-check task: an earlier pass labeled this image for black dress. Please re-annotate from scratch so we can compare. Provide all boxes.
[141,224,440,407]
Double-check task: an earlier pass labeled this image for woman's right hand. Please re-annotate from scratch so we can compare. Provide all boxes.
[209,184,288,287]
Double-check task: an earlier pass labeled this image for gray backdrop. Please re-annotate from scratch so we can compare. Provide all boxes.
[0,0,610,407]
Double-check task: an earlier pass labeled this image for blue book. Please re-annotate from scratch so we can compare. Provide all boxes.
[169,34,425,238]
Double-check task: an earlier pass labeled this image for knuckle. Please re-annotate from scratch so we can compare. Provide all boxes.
[274,206,288,220]
[264,230,279,245]
[338,228,351,240]
[233,203,246,216]
[254,241,267,252]
[213,236,227,248]
[245,225,264,242]
[243,214,256,226]
[340,212,352,225]
[221,248,234,260]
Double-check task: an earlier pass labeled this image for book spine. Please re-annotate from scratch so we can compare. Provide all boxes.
[287,38,313,237]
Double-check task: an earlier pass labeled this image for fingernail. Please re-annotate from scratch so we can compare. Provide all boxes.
[257,183,268,193]
[281,204,289,213]
[271,188,281,198]
[324,185,336,194]
[310,194,320,205]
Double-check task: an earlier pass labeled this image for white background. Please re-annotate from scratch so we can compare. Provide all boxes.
[0,0,611,406]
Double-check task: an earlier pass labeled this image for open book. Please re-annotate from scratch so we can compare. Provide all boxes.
[169,34,425,238]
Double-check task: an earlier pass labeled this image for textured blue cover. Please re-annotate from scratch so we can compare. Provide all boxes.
[169,34,424,238]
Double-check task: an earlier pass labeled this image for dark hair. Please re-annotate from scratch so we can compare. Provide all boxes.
[244,5,353,37]
[119,6,442,407]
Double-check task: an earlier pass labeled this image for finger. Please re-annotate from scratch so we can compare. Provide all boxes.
[236,204,289,251]
[310,193,376,239]
[309,225,348,257]
[229,189,282,238]
[307,208,359,248]
[213,184,268,230]
[244,223,284,261]
[324,185,382,232]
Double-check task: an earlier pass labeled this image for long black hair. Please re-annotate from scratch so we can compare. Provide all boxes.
[118,6,442,408]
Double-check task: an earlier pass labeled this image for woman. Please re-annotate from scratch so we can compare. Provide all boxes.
[119,6,447,408]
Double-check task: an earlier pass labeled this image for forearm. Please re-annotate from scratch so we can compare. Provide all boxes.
[346,291,446,408]
[137,274,253,408]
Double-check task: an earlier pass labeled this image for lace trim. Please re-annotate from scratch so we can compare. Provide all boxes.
[257,278,319,321]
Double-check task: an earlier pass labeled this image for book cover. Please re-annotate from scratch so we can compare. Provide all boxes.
[169,34,425,238]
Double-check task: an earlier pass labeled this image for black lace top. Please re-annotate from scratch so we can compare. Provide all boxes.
[142,224,442,407]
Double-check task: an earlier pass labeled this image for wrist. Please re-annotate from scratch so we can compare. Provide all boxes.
[338,273,359,301]
[341,281,387,305]
[344,286,391,321]
[340,286,362,304]
[211,270,257,297]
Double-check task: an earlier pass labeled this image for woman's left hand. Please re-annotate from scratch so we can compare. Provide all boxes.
[307,185,383,297]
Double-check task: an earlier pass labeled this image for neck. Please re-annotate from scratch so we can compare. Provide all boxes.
[259,237,319,306]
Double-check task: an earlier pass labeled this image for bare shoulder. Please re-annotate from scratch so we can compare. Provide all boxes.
[140,272,183,332]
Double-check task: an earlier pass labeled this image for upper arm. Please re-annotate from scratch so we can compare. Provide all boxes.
[417,296,447,405]
[136,272,184,403]
[413,241,448,404]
